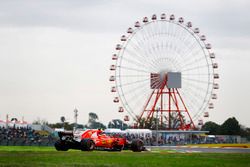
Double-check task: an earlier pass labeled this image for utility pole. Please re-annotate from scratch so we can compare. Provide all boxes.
[156,107,160,146]
[6,114,9,129]
[73,108,78,131]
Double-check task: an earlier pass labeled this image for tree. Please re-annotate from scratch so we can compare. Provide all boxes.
[136,116,162,130]
[32,118,48,125]
[240,126,250,140]
[60,116,65,123]
[11,118,18,122]
[201,121,220,134]
[60,116,66,128]
[137,117,154,129]
[108,119,128,130]
[49,122,73,130]
[89,122,106,129]
[167,113,186,130]
[137,112,187,130]
[86,112,106,129]
[88,112,98,123]
[49,122,85,130]
[220,117,240,135]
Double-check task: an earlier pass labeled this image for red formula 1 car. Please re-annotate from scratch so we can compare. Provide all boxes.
[54,129,144,152]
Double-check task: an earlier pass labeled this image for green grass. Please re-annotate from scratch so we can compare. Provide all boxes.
[0,146,249,167]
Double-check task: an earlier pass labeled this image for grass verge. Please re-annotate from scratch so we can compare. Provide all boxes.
[0,146,249,167]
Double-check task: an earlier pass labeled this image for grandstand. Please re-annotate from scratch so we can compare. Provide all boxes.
[0,117,57,146]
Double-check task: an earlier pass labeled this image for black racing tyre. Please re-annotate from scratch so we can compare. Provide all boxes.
[81,138,95,151]
[131,139,144,152]
[54,140,69,151]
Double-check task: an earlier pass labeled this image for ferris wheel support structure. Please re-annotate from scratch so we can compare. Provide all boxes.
[136,75,196,130]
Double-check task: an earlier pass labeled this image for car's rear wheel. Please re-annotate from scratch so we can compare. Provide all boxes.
[131,139,144,152]
[81,138,95,151]
[54,140,69,151]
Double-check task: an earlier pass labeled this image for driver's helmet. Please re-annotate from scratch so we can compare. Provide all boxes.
[97,129,102,136]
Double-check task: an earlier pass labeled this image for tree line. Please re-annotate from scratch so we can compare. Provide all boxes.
[201,117,250,139]
[33,114,250,139]
[35,112,128,130]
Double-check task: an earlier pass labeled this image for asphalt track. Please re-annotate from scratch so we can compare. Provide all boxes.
[147,146,250,153]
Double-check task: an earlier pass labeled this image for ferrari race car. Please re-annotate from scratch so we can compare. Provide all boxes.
[54,129,144,152]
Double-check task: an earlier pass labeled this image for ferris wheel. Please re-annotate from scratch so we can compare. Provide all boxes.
[109,14,219,130]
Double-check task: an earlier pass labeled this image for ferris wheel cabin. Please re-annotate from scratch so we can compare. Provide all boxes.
[116,44,122,50]
[213,83,219,89]
[200,35,206,41]
[118,107,124,113]
[152,14,157,20]
[111,86,116,92]
[121,35,127,41]
[205,43,212,49]
[124,115,129,122]
[198,119,204,126]
[113,97,119,103]
[212,93,217,99]
[170,14,175,20]
[178,17,184,23]
[186,21,192,28]
[110,65,116,71]
[210,53,215,59]
[112,54,118,60]
[135,21,140,27]
[109,76,115,82]
[143,17,149,23]
[208,103,214,109]
[204,112,209,117]
[160,13,166,20]
[213,63,218,69]
[194,28,200,34]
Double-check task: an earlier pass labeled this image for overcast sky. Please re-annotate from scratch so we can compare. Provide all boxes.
[0,0,250,127]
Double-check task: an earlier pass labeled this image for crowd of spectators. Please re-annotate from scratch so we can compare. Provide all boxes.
[125,133,240,145]
[125,133,205,146]
[0,126,56,146]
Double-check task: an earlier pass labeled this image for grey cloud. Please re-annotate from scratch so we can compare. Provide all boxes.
[0,0,249,37]
[0,0,250,125]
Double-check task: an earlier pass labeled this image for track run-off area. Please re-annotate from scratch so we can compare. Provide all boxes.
[147,145,250,153]
[0,146,249,167]
[147,143,250,153]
